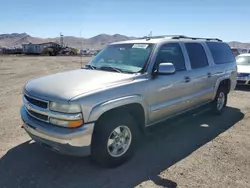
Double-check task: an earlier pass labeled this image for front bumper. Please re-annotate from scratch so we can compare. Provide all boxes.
[237,75,250,85]
[21,105,94,156]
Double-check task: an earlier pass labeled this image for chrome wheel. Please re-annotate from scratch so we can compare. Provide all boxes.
[217,92,225,110]
[107,126,132,158]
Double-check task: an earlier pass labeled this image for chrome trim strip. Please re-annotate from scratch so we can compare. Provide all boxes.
[23,97,82,121]
[25,107,50,123]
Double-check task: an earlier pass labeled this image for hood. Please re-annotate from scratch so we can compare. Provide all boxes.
[237,65,250,73]
[25,69,135,102]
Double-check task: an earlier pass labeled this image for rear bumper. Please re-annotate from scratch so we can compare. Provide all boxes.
[21,105,94,156]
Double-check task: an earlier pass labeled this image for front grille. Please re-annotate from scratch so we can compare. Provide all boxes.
[25,95,48,109]
[237,80,246,84]
[237,73,249,77]
[27,109,49,121]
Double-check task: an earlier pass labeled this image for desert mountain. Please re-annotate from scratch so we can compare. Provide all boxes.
[0,33,249,49]
[0,33,50,48]
[0,33,136,49]
[227,41,250,49]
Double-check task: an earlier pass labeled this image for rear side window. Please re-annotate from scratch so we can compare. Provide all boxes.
[206,42,235,64]
[185,43,209,69]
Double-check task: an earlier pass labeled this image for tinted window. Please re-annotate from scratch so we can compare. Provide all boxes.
[207,42,235,64]
[155,43,186,71]
[185,43,208,69]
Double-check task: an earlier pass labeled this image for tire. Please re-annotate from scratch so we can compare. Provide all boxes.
[212,86,228,115]
[91,111,139,168]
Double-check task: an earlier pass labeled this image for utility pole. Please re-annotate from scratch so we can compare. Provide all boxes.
[148,31,152,37]
[60,33,64,47]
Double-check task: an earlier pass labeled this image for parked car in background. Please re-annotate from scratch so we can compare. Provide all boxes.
[236,53,250,85]
[241,49,248,54]
[231,48,241,56]
[80,49,99,56]
[20,35,237,168]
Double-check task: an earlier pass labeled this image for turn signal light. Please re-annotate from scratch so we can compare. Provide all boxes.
[50,118,83,128]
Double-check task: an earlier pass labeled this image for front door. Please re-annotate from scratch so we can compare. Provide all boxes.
[145,43,195,125]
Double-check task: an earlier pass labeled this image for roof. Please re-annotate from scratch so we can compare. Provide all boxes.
[111,38,166,44]
[22,42,59,46]
[111,35,223,45]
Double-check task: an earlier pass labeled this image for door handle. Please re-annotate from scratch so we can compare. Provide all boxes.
[185,76,190,83]
[207,73,212,78]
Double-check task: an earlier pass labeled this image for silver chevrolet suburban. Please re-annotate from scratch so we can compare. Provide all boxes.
[20,35,237,167]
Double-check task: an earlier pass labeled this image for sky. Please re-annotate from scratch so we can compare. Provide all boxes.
[0,0,250,42]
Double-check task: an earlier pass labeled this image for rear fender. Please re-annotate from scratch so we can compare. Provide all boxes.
[213,73,232,99]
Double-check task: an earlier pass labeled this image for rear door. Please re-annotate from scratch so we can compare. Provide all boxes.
[183,42,214,105]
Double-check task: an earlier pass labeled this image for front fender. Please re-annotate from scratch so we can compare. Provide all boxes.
[87,95,149,124]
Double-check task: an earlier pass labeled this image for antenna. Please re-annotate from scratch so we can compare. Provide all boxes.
[145,31,153,41]
[80,30,83,68]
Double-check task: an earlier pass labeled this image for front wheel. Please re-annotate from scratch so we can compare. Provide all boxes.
[91,112,139,168]
[212,87,228,115]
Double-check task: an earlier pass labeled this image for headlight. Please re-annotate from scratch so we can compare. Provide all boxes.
[49,102,82,113]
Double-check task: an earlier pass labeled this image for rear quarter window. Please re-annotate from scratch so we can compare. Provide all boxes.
[206,42,236,64]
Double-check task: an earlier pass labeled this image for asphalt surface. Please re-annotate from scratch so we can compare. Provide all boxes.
[0,56,250,188]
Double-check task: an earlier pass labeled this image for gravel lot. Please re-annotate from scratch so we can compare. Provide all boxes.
[0,56,250,188]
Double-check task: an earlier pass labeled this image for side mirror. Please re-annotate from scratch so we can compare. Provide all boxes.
[157,62,176,75]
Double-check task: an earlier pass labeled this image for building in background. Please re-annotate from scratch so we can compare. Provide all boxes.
[22,42,60,55]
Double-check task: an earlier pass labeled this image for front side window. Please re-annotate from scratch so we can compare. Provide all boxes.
[185,43,208,69]
[155,43,186,71]
[88,43,154,73]
[236,56,250,65]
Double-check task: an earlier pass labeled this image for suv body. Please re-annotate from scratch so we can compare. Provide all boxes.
[20,35,237,167]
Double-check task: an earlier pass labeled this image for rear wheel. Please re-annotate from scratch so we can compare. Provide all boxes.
[91,111,139,168]
[212,87,228,115]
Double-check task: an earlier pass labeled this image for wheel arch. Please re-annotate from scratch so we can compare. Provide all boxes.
[213,78,231,99]
[88,95,148,132]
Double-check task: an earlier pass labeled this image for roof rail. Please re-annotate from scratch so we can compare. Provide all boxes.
[140,35,222,42]
[171,36,223,42]
[140,35,187,40]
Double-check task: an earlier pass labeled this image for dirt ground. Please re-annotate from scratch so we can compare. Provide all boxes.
[0,55,250,188]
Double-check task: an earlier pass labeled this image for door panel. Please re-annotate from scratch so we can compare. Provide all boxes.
[146,71,195,124]
[186,67,214,105]
[184,42,214,106]
[145,42,200,125]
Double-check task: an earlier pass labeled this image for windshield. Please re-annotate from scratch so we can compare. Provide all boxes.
[87,43,154,73]
[236,56,250,65]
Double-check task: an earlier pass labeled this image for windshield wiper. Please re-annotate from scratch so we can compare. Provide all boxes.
[99,66,122,73]
[83,64,97,70]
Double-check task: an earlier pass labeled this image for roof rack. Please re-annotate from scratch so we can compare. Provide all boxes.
[171,35,223,42]
[141,35,222,42]
[140,35,187,40]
